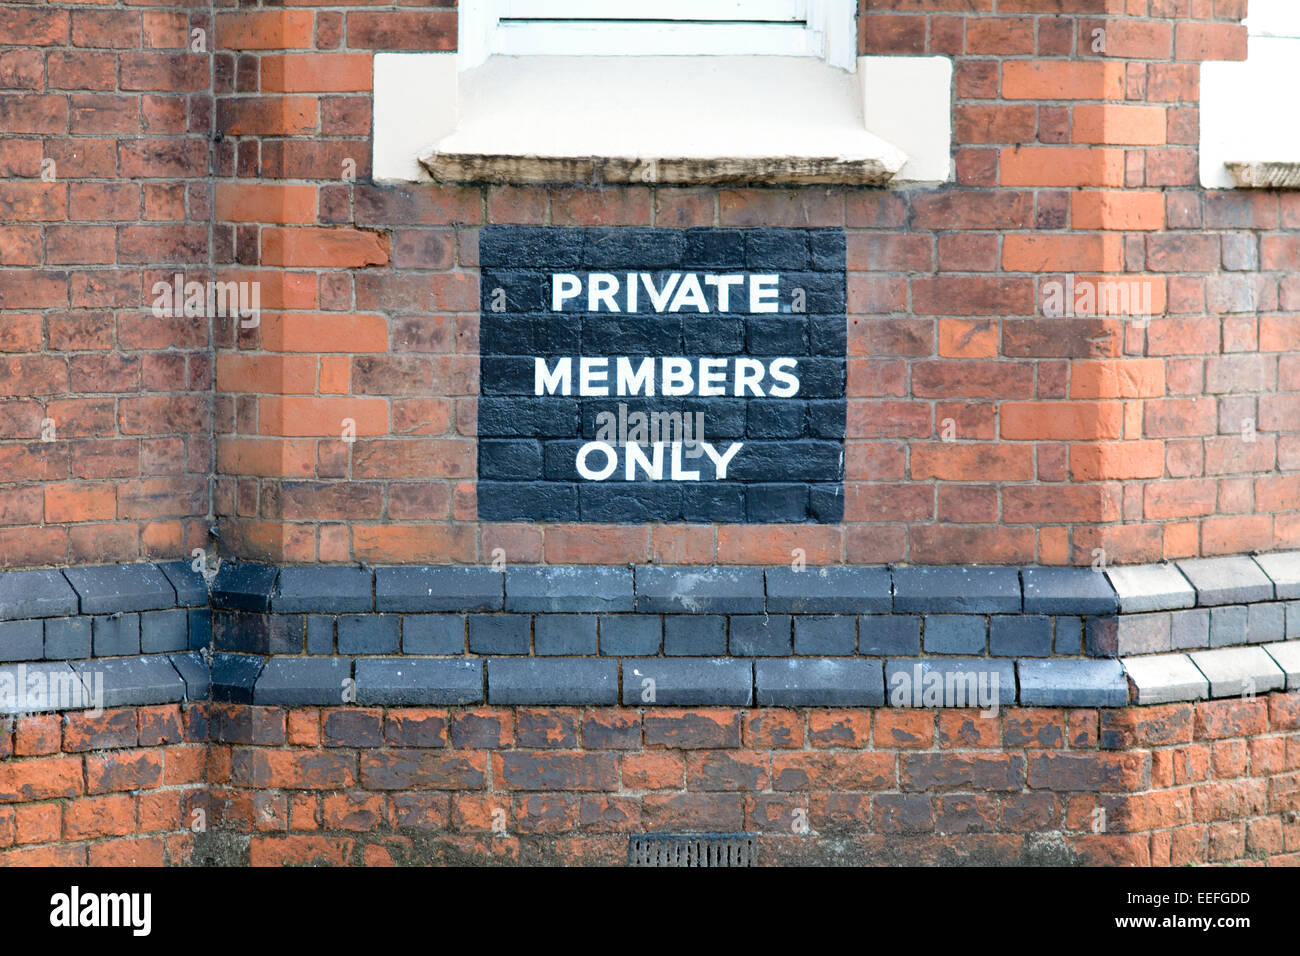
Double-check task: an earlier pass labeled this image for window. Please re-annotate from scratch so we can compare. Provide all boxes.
[1200,0,1300,188]
[372,1,952,187]
[460,0,856,71]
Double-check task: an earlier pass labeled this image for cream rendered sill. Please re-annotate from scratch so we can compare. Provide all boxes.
[373,53,952,187]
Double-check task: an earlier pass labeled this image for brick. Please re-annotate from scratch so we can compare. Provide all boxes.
[622,660,751,707]
[1018,660,1127,707]
[487,659,617,706]
[375,566,502,612]
[0,570,78,620]
[755,659,884,707]
[1188,646,1285,699]
[73,657,183,708]
[355,659,482,706]
[923,615,986,655]
[1178,556,1275,606]
[764,566,891,613]
[252,657,350,707]
[634,566,765,614]
[1105,563,1197,613]
[885,659,1015,708]
[505,566,633,613]
[859,615,921,656]
[1255,553,1300,601]
[272,566,372,614]
[598,615,660,656]
[893,567,1021,614]
[1122,653,1208,706]
[1022,567,1119,615]
[401,615,464,655]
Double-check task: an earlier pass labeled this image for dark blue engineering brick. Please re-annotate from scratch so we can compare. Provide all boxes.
[355,658,483,706]
[211,653,265,704]
[990,616,1053,658]
[44,617,91,660]
[253,657,351,706]
[505,566,633,613]
[729,615,793,656]
[533,615,598,655]
[211,563,279,612]
[487,658,618,706]
[0,619,45,662]
[663,615,727,656]
[63,563,175,614]
[375,566,503,612]
[765,566,891,614]
[92,613,140,657]
[0,569,79,620]
[140,609,189,654]
[468,615,531,655]
[793,616,856,656]
[621,658,752,706]
[859,615,921,656]
[402,615,465,655]
[273,566,373,613]
[72,655,185,708]
[599,615,661,656]
[756,659,884,706]
[337,614,400,654]
[1021,567,1119,615]
[893,567,1022,614]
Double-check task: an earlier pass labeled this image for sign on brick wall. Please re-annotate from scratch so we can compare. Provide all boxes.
[477,226,846,523]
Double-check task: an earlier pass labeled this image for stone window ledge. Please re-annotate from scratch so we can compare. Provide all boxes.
[1224,161,1300,189]
[372,53,952,187]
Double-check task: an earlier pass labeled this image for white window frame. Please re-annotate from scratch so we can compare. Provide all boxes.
[459,0,858,72]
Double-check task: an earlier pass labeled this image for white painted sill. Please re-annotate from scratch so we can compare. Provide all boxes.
[373,53,952,187]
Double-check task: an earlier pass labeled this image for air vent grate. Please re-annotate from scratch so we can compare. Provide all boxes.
[628,834,758,867]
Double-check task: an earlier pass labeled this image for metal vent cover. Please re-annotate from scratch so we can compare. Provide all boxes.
[628,834,758,867]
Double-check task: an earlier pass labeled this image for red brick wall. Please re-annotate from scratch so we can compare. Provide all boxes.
[0,692,1271,866]
[1,1,1297,570]
[198,0,1300,568]
[0,1,214,570]
[0,705,206,865]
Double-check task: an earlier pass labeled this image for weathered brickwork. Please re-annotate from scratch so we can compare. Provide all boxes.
[0,1,1295,567]
[4,695,1294,867]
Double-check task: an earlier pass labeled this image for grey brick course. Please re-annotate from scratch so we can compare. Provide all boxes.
[44,617,91,660]
[1253,552,1300,600]
[859,615,921,656]
[468,614,531,654]
[337,614,400,655]
[923,615,986,655]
